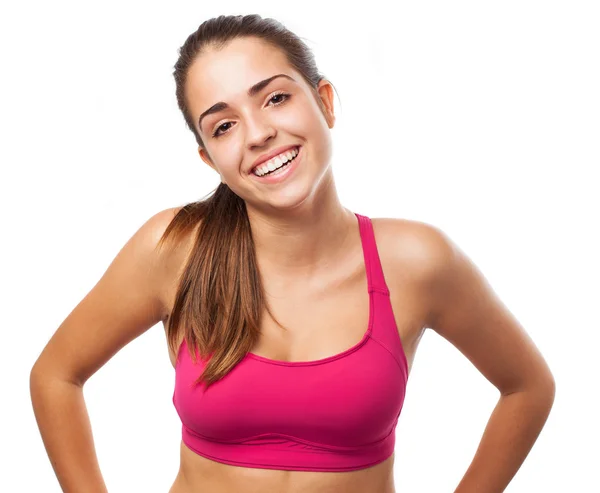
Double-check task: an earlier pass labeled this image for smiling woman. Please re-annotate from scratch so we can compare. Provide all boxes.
[30,12,555,493]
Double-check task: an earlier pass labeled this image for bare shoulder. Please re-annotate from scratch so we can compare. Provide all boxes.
[373,217,555,396]
[132,205,190,316]
[371,216,453,281]
[370,216,458,335]
[149,206,202,319]
[31,205,194,385]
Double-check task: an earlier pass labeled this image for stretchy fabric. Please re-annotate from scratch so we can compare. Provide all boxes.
[172,212,409,471]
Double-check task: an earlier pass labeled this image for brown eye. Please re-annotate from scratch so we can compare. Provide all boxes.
[212,122,233,138]
[212,92,291,138]
[269,92,291,106]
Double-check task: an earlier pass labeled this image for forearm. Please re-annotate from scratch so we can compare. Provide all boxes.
[30,369,109,493]
[454,387,555,493]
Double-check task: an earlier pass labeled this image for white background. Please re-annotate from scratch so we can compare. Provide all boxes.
[2,0,598,491]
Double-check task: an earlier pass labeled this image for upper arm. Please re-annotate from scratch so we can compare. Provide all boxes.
[31,207,181,386]
[418,224,555,396]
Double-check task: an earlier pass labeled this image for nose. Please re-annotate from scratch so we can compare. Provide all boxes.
[244,112,276,149]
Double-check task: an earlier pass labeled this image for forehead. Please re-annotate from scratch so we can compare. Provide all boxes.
[185,37,295,112]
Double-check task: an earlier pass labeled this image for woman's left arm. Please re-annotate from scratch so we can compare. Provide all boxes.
[422,226,556,493]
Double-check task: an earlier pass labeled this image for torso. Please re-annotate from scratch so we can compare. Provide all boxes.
[161,216,430,493]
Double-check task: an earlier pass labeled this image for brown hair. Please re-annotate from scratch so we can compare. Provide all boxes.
[158,14,340,389]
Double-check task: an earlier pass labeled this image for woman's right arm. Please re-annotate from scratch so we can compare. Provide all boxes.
[29,207,181,493]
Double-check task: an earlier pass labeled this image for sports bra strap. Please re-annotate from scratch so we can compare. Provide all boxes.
[355,213,390,296]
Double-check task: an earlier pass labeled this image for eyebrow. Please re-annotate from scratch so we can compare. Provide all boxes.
[197,73,297,132]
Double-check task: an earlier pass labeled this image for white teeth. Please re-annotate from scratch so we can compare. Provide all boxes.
[253,147,299,176]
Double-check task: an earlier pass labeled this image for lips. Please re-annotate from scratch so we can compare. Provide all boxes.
[249,145,300,174]
[250,144,303,184]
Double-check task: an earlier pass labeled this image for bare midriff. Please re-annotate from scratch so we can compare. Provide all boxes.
[168,441,396,493]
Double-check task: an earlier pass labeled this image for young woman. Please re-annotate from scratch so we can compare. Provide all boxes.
[30,14,555,493]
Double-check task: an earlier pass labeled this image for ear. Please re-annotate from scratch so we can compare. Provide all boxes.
[316,79,336,128]
[198,147,225,183]
[198,147,216,171]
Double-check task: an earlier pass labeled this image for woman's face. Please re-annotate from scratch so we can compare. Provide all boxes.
[184,37,336,212]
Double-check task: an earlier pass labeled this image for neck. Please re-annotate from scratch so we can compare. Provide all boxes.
[246,184,357,285]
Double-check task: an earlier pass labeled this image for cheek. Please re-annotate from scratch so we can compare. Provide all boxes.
[214,147,244,175]
[221,162,242,178]
[277,106,323,138]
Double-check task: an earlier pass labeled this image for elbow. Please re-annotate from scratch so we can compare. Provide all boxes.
[503,369,556,405]
[522,373,556,409]
[543,373,556,406]
[536,364,556,404]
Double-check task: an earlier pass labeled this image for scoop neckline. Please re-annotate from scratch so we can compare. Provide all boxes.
[245,212,374,366]
[244,290,374,366]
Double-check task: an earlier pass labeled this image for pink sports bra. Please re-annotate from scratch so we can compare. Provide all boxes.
[172,212,409,472]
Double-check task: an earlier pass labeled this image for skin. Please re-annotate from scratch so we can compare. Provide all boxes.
[30,36,554,493]
[162,212,426,493]
[189,36,350,283]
